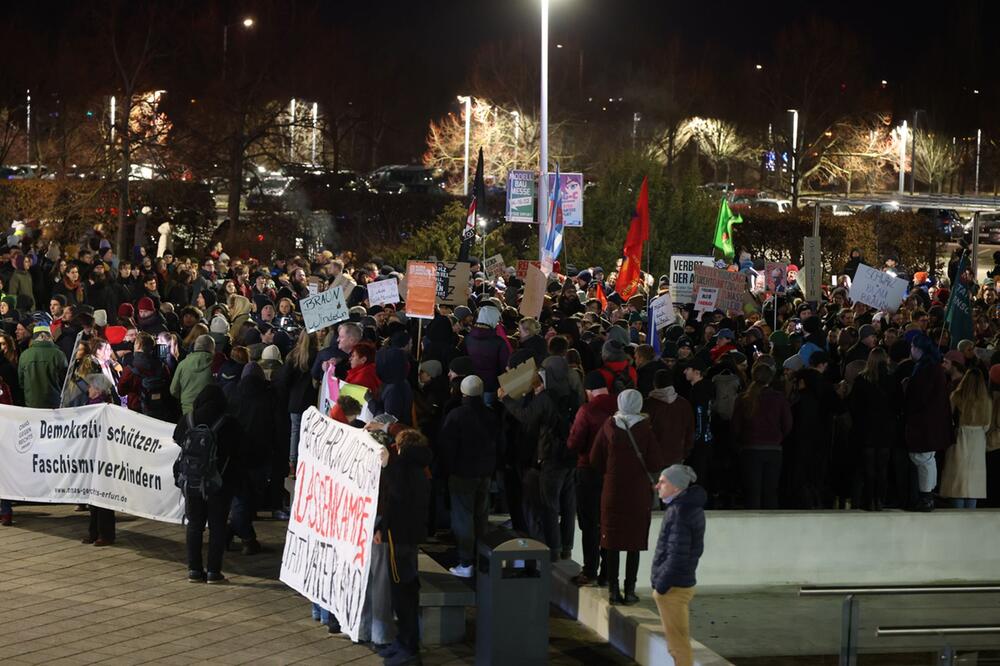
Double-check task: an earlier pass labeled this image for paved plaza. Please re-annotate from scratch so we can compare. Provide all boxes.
[0,504,634,665]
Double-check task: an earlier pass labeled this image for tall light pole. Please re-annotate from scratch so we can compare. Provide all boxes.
[632,112,642,150]
[222,17,254,83]
[787,109,798,203]
[25,89,31,162]
[109,95,116,144]
[289,98,297,162]
[311,102,318,165]
[510,109,520,168]
[538,0,550,270]
[975,128,982,195]
[457,95,471,196]
[897,120,907,194]
[910,110,924,195]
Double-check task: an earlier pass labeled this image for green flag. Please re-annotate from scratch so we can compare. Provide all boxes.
[713,198,743,261]
[944,252,973,349]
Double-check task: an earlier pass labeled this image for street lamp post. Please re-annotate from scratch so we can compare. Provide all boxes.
[222,17,254,83]
[538,0,550,270]
[897,120,907,194]
[457,95,471,196]
[511,110,520,168]
[787,109,798,204]
[25,89,31,163]
[910,110,924,196]
[975,128,982,195]
[311,102,318,165]
[289,98,296,162]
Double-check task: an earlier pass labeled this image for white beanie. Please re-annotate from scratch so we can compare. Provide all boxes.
[210,315,229,335]
[93,309,108,328]
[460,375,484,397]
[262,344,281,362]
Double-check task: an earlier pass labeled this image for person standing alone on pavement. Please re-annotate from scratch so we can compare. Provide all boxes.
[651,465,706,666]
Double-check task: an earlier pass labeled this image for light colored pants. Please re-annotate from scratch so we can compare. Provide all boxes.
[653,586,696,666]
[909,452,937,493]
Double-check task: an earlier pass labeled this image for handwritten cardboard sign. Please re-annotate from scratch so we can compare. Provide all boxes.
[498,357,537,400]
[692,265,746,313]
[280,407,383,643]
[694,286,719,312]
[516,260,542,280]
[366,278,399,307]
[299,286,349,333]
[484,254,506,279]
[404,261,437,319]
[519,264,547,318]
[650,294,676,330]
[435,261,471,307]
[849,263,908,312]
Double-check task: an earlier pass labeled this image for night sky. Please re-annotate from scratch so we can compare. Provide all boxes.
[1,0,995,164]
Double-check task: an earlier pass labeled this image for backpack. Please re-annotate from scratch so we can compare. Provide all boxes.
[173,414,228,498]
[611,367,635,395]
[139,364,171,415]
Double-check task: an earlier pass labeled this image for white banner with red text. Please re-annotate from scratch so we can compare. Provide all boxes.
[280,407,383,643]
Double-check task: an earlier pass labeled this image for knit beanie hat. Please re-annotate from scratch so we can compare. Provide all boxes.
[419,360,443,379]
[93,309,108,328]
[660,464,697,490]
[210,315,230,335]
[117,303,134,320]
[990,364,1000,387]
[261,344,281,362]
[137,297,155,315]
[460,375,484,397]
[194,334,216,353]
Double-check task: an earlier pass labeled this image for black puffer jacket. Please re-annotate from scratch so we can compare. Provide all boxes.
[651,484,706,593]
[379,442,433,546]
[172,384,244,492]
[438,396,498,478]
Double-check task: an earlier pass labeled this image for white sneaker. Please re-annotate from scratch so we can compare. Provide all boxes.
[449,564,474,578]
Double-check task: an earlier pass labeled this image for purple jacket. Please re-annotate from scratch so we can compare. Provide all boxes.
[465,326,511,392]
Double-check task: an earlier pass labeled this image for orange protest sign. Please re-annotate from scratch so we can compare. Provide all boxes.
[405,261,437,319]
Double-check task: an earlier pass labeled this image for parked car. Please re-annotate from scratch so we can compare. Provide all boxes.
[916,208,963,240]
[367,165,446,195]
[700,182,736,194]
[7,164,49,179]
[860,201,906,214]
[754,198,793,214]
[817,202,853,217]
[978,213,1000,245]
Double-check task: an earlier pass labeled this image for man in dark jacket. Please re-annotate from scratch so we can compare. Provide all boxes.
[369,346,413,425]
[566,370,616,586]
[438,375,498,577]
[172,384,244,584]
[311,322,361,381]
[651,465,705,666]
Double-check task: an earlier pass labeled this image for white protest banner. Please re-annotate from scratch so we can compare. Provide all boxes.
[650,294,676,330]
[849,263,908,312]
[802,236,823,302]
[694,286,719,312]
[0,403,184,523]
[281,407,382,642]
[484,254,506,279]
[692,265,746,313]
[366,279,399,307]
[300,286,349,333]
[669,255,715,304]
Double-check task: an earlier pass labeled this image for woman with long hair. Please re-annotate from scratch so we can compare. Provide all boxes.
[182,323,209,356]
[275,331,320,475]
[346,340,380,397]
[731,364,793,509]
[849,348,895,510]
[941,368,991,508]
[0,331,21,405]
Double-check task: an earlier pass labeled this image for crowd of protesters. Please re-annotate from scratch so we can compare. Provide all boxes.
[2,220,998,666]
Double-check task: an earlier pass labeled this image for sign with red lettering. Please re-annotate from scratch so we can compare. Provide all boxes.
[280,407,383,642]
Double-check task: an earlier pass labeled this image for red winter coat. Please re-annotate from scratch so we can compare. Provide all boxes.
[904,361,954,453]
[566,393,617,469]
[589,417,665,551]
[644,389,695,466]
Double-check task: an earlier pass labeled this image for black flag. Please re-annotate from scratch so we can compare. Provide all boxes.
[458,147,485,262]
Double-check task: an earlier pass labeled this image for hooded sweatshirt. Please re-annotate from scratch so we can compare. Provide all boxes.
[170,350,214,415]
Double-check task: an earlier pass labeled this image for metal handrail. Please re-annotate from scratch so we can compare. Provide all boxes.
[878,625,1000,637]
[800,584,1000,597]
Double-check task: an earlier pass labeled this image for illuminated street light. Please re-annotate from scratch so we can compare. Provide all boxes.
[755,64,763,71]
[223,17,256,82]
[896,121,907,194]
[242,17,255,28]
[457,95,471,196]
[788,109,798,201]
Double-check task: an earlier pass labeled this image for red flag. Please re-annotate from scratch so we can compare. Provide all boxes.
[596,282,608,312]
[616,176,649,301]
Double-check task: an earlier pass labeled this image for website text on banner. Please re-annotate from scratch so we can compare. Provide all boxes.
[280,407,383,643]
[849,263,908,312]
[300,286,350,333]
[669,255,715,304]
[0,403,184,523]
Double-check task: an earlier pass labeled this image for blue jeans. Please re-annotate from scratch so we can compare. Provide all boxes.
[951,498,978,509]
[289,412,303,465]
[0,499,11,516]
[539,463,576,557]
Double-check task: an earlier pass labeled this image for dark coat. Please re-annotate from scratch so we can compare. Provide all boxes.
[519,334,548,367]
[731,387,792,450]
[465,326,511,392]
[904,361,953,453]
[849,372,896,448]
[172,384,244,491]
[644,389,695,466]
[637,359,668,397]
[651,485,706,593]
[589,417,665,551]
[274,354,318,415]
[438,396,498,478]
[370,346,412,425]
[380,442,433,546]
[566,393,617,469]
